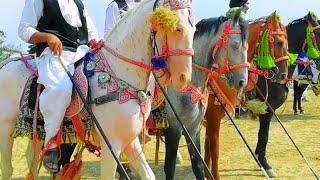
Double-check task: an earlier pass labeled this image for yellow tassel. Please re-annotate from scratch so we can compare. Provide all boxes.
[149,7,179,34]
[246,100,268,115]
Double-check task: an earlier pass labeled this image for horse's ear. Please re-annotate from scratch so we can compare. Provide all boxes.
[272,11,277,20]
[308,11,318,22]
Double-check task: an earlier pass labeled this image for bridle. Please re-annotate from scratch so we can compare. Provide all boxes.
[254,20,289,65]
[152,0,195,64]
[249,19,289,79]
[183,19,249,107]
[193,20,250,81]
[302,22,320,54]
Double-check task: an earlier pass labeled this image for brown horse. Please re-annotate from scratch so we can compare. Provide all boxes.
[204,11,289,179]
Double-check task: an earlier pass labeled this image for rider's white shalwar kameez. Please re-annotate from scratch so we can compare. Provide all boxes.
[19,0,99,145]
[104,0,135,38]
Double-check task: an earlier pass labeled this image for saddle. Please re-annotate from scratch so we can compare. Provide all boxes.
[12,55,98,147]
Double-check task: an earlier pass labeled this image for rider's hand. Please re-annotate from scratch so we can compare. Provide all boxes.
[47,34,62,56]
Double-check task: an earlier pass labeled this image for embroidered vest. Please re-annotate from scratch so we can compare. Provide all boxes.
[36,0,88,56]
[114,0,128,16]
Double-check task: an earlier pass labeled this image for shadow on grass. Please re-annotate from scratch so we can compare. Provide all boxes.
[220,168,265,178]
[276,114,320,121]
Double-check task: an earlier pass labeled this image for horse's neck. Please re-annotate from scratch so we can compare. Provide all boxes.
[248,23,262,64]
[192,33,218,92]
[287,22,307,54]
[103,0,155,90]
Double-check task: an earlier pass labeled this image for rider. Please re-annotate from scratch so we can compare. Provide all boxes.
[19,0,99,172]
[105,0,140,38]
[229,0,249,13]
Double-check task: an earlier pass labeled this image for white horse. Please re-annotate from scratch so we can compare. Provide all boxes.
[0,0,195,179]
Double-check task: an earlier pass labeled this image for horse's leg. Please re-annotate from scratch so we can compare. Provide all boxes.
[204,126,212,177]
[26,139,43,179]
[298,84,308,114]
[205,106,223,180]
[123,137,155,180]
[0,98,19,179]
[100,141,121,179]
[0,130,14,179]
[0,61,31,178]
[185,129,205,180]
[164,126,181,180]
[255,112,274,176]
[293,81,299,114]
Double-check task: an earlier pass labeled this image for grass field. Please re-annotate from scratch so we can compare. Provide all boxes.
[1,88,320,179]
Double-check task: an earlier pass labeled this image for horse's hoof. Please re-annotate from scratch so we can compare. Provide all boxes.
[300,110,305,114]
[26,173,34,180]
[176,156,183,164]
[176,152,183,164]
[115,172,120,179]
[294,111,298,115]
[266,169,276,178]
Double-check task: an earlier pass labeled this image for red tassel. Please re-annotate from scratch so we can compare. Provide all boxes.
[58,147,84,180]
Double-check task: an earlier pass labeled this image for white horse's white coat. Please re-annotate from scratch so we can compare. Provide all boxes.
[0,0,195,179]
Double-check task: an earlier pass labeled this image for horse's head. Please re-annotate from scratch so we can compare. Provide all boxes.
[307,12,320,57]
[194,8,249,90]
[249,11,289,83]
[287,12,320,69]
[151,0,195,91]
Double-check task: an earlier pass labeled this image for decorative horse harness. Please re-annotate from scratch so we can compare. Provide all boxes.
[17,0,195,163]
[249,20,289,80]
[188,20,249,112]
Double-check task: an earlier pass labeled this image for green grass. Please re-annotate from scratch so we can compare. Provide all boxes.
[1,88,320,179]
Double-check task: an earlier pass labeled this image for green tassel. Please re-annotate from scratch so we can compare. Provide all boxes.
[288,53,298,66]
[306,26,320,59]
[256,30,276,69]
[246,100,268,115]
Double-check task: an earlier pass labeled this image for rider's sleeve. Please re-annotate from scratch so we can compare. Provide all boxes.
[84,7,99,41]
[18,0,43,43]
[104,2,120,38]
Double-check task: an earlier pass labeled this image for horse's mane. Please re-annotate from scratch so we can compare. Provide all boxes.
[287,16,308,27]
[195,16,248,43]
[288,13,320,27]
[249,16,268,24]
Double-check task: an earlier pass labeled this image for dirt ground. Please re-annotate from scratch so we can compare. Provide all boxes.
[2,88,320,179]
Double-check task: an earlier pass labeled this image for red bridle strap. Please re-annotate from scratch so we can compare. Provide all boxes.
[162,36,195,58]
[274,55,289,63]
[249,67,270,78]
[215,63,250,74]
[297,61,314,66]
[104,45,155,72]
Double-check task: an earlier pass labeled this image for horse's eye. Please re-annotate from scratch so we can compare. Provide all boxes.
[176,28,183,33]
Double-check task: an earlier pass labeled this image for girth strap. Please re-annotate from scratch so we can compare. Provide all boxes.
[92,91,136,105]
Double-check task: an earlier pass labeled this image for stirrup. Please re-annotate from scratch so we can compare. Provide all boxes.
[41,139,61,173]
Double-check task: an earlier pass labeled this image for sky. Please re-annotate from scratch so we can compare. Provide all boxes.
[0,0,319,52]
